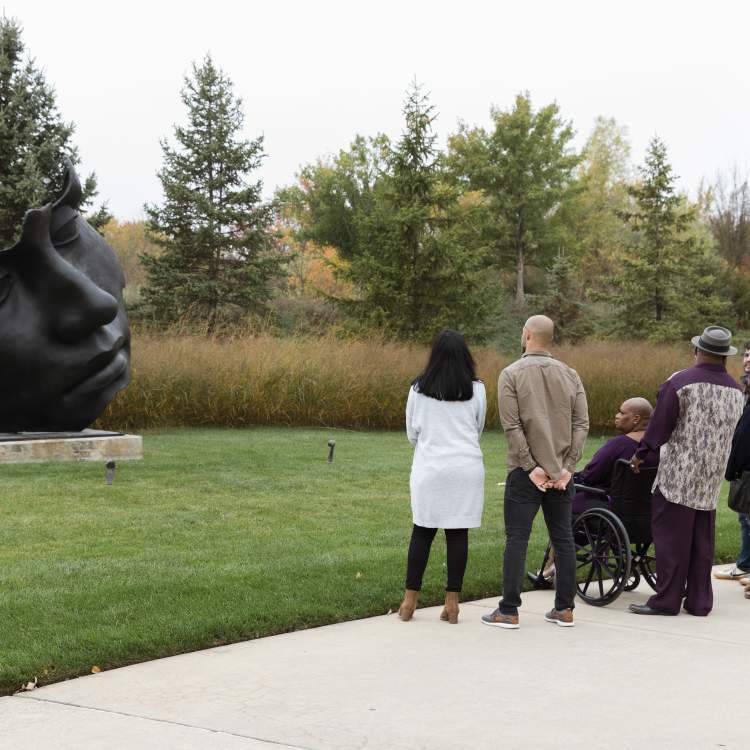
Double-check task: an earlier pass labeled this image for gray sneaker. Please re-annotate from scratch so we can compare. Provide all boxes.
[481,608,519,629]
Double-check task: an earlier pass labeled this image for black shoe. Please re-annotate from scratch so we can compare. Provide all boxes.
[628,603,676,616]
[527,570,554,590]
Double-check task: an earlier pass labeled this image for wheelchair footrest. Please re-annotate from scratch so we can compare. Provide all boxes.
[527,571,554,590]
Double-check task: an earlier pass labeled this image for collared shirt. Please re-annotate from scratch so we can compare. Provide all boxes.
[635,362,744,511]
[498,350,589,481]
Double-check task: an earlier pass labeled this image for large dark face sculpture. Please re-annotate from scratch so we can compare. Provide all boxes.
[0,162,131,431]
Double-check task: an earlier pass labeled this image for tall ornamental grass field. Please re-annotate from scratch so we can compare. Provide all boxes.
[100,335,744,432]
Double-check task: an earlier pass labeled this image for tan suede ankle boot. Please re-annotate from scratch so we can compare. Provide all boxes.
[398,589,419,621]
[440,591,460,624]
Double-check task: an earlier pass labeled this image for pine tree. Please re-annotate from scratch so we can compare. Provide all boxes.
[141,55,282,329]
[0,16,99,246]
[280,82,495,342]
[353,82,491,339]
[543,252,590,342]
[607,137,731,340]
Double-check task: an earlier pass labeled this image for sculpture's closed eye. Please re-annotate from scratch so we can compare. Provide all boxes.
[0,273,12,305]
[51,216,80,247]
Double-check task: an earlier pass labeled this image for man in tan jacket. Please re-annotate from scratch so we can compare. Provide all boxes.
[482,315,589,629]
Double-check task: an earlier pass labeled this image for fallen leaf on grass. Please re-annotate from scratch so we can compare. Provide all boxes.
[355,571,363,579]
[91,666,102,674]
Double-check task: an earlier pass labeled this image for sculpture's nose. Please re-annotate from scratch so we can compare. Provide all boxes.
[51,264,119,343]
[10,205,119,343]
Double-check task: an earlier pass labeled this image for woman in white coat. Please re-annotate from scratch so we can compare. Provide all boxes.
[398,329,487,624]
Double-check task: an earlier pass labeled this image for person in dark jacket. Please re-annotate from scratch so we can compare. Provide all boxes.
[629,327,744,616]
[715,342,750,583]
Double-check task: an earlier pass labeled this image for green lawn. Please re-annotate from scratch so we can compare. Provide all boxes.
[0,428,741,694]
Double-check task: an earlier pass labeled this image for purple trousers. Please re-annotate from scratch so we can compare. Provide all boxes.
[648,489,715,616]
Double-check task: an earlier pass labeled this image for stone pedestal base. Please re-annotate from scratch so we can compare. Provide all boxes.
[0,431,143,464]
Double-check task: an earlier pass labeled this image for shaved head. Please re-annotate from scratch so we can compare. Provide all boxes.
[523,315,555,347]
[621,397,653,420]
[615,396,653,434]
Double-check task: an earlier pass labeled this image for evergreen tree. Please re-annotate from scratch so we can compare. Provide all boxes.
[543,252,590,342]
[446,93,579,305]
[281,82,495,342]
[352,82,494,339]
[0,16,99,246]
[607,137,730,340]
[141,55,282,329]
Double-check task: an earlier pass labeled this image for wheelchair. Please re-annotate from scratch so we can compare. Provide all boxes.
[529,459,658,606]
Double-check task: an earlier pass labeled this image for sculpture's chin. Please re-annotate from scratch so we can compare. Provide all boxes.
[0,366,131,433]
[57,366,132,431]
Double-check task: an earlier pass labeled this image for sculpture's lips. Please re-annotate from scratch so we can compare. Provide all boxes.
[66,345,129,397]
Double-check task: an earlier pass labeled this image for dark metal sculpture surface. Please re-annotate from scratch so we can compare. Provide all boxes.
[0,161,131,431]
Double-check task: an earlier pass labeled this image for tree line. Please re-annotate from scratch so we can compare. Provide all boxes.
[2,17,748,345]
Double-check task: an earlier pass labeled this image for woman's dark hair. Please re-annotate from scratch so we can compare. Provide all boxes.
[413,329,478,401]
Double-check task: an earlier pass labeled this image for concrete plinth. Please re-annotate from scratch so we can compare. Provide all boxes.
[0,432,142,464]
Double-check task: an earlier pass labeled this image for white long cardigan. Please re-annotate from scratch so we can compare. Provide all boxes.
[406,381,487,529]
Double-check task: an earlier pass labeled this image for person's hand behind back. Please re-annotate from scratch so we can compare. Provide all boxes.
[529,466,551,491]
[544,469,572,491]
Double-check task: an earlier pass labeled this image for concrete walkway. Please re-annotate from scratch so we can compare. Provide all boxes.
[2,575,748,750]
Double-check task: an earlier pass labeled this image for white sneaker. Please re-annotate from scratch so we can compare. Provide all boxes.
[713,565,750,580]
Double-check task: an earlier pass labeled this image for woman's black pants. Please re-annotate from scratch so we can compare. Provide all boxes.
[405,524,469,592]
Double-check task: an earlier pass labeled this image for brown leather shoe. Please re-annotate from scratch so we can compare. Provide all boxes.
[481,608,519,629]
[398,589,419,621]
[544,608,574,627]
[440,591,460,624]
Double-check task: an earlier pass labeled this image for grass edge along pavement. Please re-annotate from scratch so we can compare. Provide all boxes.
[0,427,741,695]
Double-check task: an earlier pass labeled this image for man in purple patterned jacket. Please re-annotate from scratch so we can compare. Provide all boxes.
[629,326,745,616]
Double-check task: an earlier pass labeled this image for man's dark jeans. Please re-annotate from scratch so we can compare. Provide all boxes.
[499,467,576,615]
[737,513,750,572]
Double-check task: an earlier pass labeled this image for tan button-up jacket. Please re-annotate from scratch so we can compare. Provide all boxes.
[498,350,589,480]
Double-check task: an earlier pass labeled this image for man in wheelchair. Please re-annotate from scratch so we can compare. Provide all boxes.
[573,397,653,515]
[530,397,654,585]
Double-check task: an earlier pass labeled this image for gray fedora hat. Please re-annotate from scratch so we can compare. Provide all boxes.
[691,325,738,356]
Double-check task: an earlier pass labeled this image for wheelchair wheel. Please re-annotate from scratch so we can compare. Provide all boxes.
[573,508,632,606]
[633,542,657,592]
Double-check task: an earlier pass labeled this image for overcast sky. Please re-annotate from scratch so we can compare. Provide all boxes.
[6,0,750,219]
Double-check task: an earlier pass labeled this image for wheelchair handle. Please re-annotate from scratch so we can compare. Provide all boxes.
[615,457,657,473]
[573,483,608,496]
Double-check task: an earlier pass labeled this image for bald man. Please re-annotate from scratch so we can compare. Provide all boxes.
[482,315,589,629]
[572,398,654,514]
